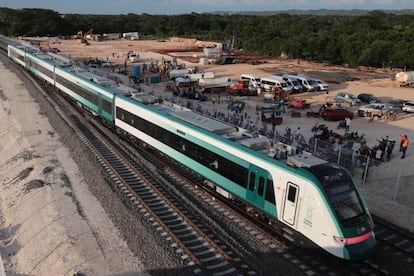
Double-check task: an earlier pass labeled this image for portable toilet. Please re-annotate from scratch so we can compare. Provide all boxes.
[133,65,141,77]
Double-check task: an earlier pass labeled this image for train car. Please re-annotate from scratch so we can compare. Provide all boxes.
[7,44,28,67]
[53,67,115,122]
[4,38,375,260]
[0,35,16,52]
[7,44,115,123]
[114,96,375,260]
[25,52,56,85]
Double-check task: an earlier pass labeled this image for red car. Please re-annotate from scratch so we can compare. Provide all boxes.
[321,108,354,121]
[289,97,310,109]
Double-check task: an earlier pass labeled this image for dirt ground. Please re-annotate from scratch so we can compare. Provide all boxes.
[0,60,148,275]
[54,37,394,82]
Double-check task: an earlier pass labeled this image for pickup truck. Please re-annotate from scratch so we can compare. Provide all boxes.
[357,103,386,117]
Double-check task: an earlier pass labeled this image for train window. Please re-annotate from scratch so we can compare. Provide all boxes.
[102,99,112,114]
[115,106,249,188]
[326,182,364,225]
[56,74,99,105]
[258,176,265,196]
[265,179,276,204]
[249,172,256,191]
[28,58,54,80]
[287,185,297,203]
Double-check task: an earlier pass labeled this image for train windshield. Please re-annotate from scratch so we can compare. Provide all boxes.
[325,182,364,225]
[307,164,365,226]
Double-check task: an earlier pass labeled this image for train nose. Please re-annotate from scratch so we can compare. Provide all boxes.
[336,231,376,260]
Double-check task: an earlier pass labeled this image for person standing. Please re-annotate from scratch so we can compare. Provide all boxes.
[400,133,406,152]
[386,140,395,161]
[345,117,351,132]
[293,126,302,139]
[401,135,409,159]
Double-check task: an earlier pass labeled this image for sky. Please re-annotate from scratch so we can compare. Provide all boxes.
[0,0,413,15]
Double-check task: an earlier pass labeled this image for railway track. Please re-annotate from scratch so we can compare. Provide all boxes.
[373,216,414,261]
[44,92,256,274]
[368,215,414,275]
[45,81,414,275]
[0,47,263,275]
[153,156,396,275]
[96,116,395,275]
[80,102,397,275]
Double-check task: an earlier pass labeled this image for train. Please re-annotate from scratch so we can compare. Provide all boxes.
[3,38,375,260]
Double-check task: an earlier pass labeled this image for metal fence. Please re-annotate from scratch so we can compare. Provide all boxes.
[272,133,414,209]
[156,94,413,206]
[359,170,414,207]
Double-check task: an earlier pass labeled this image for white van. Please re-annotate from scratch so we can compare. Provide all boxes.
[261,76,292,93]
[295,75,319,92]
[240,74,261,88]
[282,74,304,93]
[269,75,293,93]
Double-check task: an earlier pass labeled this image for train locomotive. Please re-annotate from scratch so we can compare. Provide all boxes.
[4,40,375,260]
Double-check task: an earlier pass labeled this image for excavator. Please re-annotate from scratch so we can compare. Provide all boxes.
[76,28,93,45]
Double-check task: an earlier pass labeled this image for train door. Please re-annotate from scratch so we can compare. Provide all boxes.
[97,93,102,115]
[283,182,299,226]
[246,164,268,209]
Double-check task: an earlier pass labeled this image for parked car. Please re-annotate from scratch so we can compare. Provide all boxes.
[101,61,118,68]
[357,103,386,117]
[129,54,139,62]
[49,47,60,53]
[289,98,310,109]
[388,99,407,111]
[357,93,380,104]
[402,101,414,113]
[313,78,329,91]
[321,108,354,121]
[333,92,361,106]
[186,91,208,101]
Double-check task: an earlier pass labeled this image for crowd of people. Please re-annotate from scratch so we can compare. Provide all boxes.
[165,89,410,170]
[356,134,409,168]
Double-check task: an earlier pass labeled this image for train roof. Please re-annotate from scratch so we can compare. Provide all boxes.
[165,109,236,135]
[10,43,72,68]
[66,67,138,97]
[153,102,328,169]
[75,70,117,87]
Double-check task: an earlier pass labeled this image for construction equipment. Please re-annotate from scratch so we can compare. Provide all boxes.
[76,28,93,45]
[260,106,283,125]
[229,79,258,96]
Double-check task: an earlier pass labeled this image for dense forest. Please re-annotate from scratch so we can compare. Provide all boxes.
[1,8,414,69]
